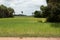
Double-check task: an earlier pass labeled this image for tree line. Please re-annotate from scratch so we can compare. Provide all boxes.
[0,5,14,18]
[33,0,60,22]
[33,5,50,18]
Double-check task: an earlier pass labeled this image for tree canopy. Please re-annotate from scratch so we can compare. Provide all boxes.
[0,5,14,18]
[46,0,60,22]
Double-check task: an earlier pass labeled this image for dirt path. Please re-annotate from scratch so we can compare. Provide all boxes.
[0,37,60,40]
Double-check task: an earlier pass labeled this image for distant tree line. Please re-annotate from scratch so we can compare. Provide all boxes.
[0,5,14,18]
[14,11,27,16]
[33,0,60,22]
[14,14,27,16]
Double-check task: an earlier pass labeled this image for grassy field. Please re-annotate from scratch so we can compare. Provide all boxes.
[0,16,60,37]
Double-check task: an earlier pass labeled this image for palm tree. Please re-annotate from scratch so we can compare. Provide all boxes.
[21,11,23,15]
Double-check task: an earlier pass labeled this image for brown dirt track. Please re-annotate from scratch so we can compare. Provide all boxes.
[0,37,60,40]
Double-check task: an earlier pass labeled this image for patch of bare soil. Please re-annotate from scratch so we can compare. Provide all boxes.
[0,37,60,40]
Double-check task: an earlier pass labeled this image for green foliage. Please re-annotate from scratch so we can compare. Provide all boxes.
[40,5,50,18]
[46,0,60,22]
[46,0,60,3]
[0,5,14,18]
[8,7,14,17]
[33,5,51,18]
[33,11,42,18]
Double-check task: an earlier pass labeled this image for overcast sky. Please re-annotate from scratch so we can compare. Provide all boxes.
[0,0,47,15]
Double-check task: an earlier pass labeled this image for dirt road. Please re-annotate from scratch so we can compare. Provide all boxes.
[0,37,60,40]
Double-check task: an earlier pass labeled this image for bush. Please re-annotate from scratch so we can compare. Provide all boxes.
[47,15,60,22]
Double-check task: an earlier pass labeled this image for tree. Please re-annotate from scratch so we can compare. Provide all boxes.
[33,10,42,18]
[0,5,8,18]
[8,7,14,17]
[21,11,23,15]
[46,0,60,22]
[40,5,50,18]
[33,5,51,18]
[0,5,14,18]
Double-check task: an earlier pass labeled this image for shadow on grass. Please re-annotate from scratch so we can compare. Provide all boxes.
[50,23,60,28]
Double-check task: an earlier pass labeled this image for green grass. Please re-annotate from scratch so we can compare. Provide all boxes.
[0,16,60,37]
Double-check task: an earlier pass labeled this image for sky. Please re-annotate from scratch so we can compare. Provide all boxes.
[0,0,47,15]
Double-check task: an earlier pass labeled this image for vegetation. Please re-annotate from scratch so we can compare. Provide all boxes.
[40,5,50,18]
[14,14,27,16]
[34,0,60,22]
[33,11,42,18]
[0,0,60,37]
[0,16,60,37]
[33,5,51,18]
[46,0,60,22]
[0,5,14,18]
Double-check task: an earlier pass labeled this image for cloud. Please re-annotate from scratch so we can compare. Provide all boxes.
[0,0,47,15]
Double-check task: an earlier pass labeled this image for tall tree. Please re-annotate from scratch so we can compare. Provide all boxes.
[46,0,60,22]
[40,5,50,18]
[0,5,14,18]
[8,7,14,17]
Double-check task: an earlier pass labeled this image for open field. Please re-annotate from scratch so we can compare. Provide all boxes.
[0,16,60,37]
